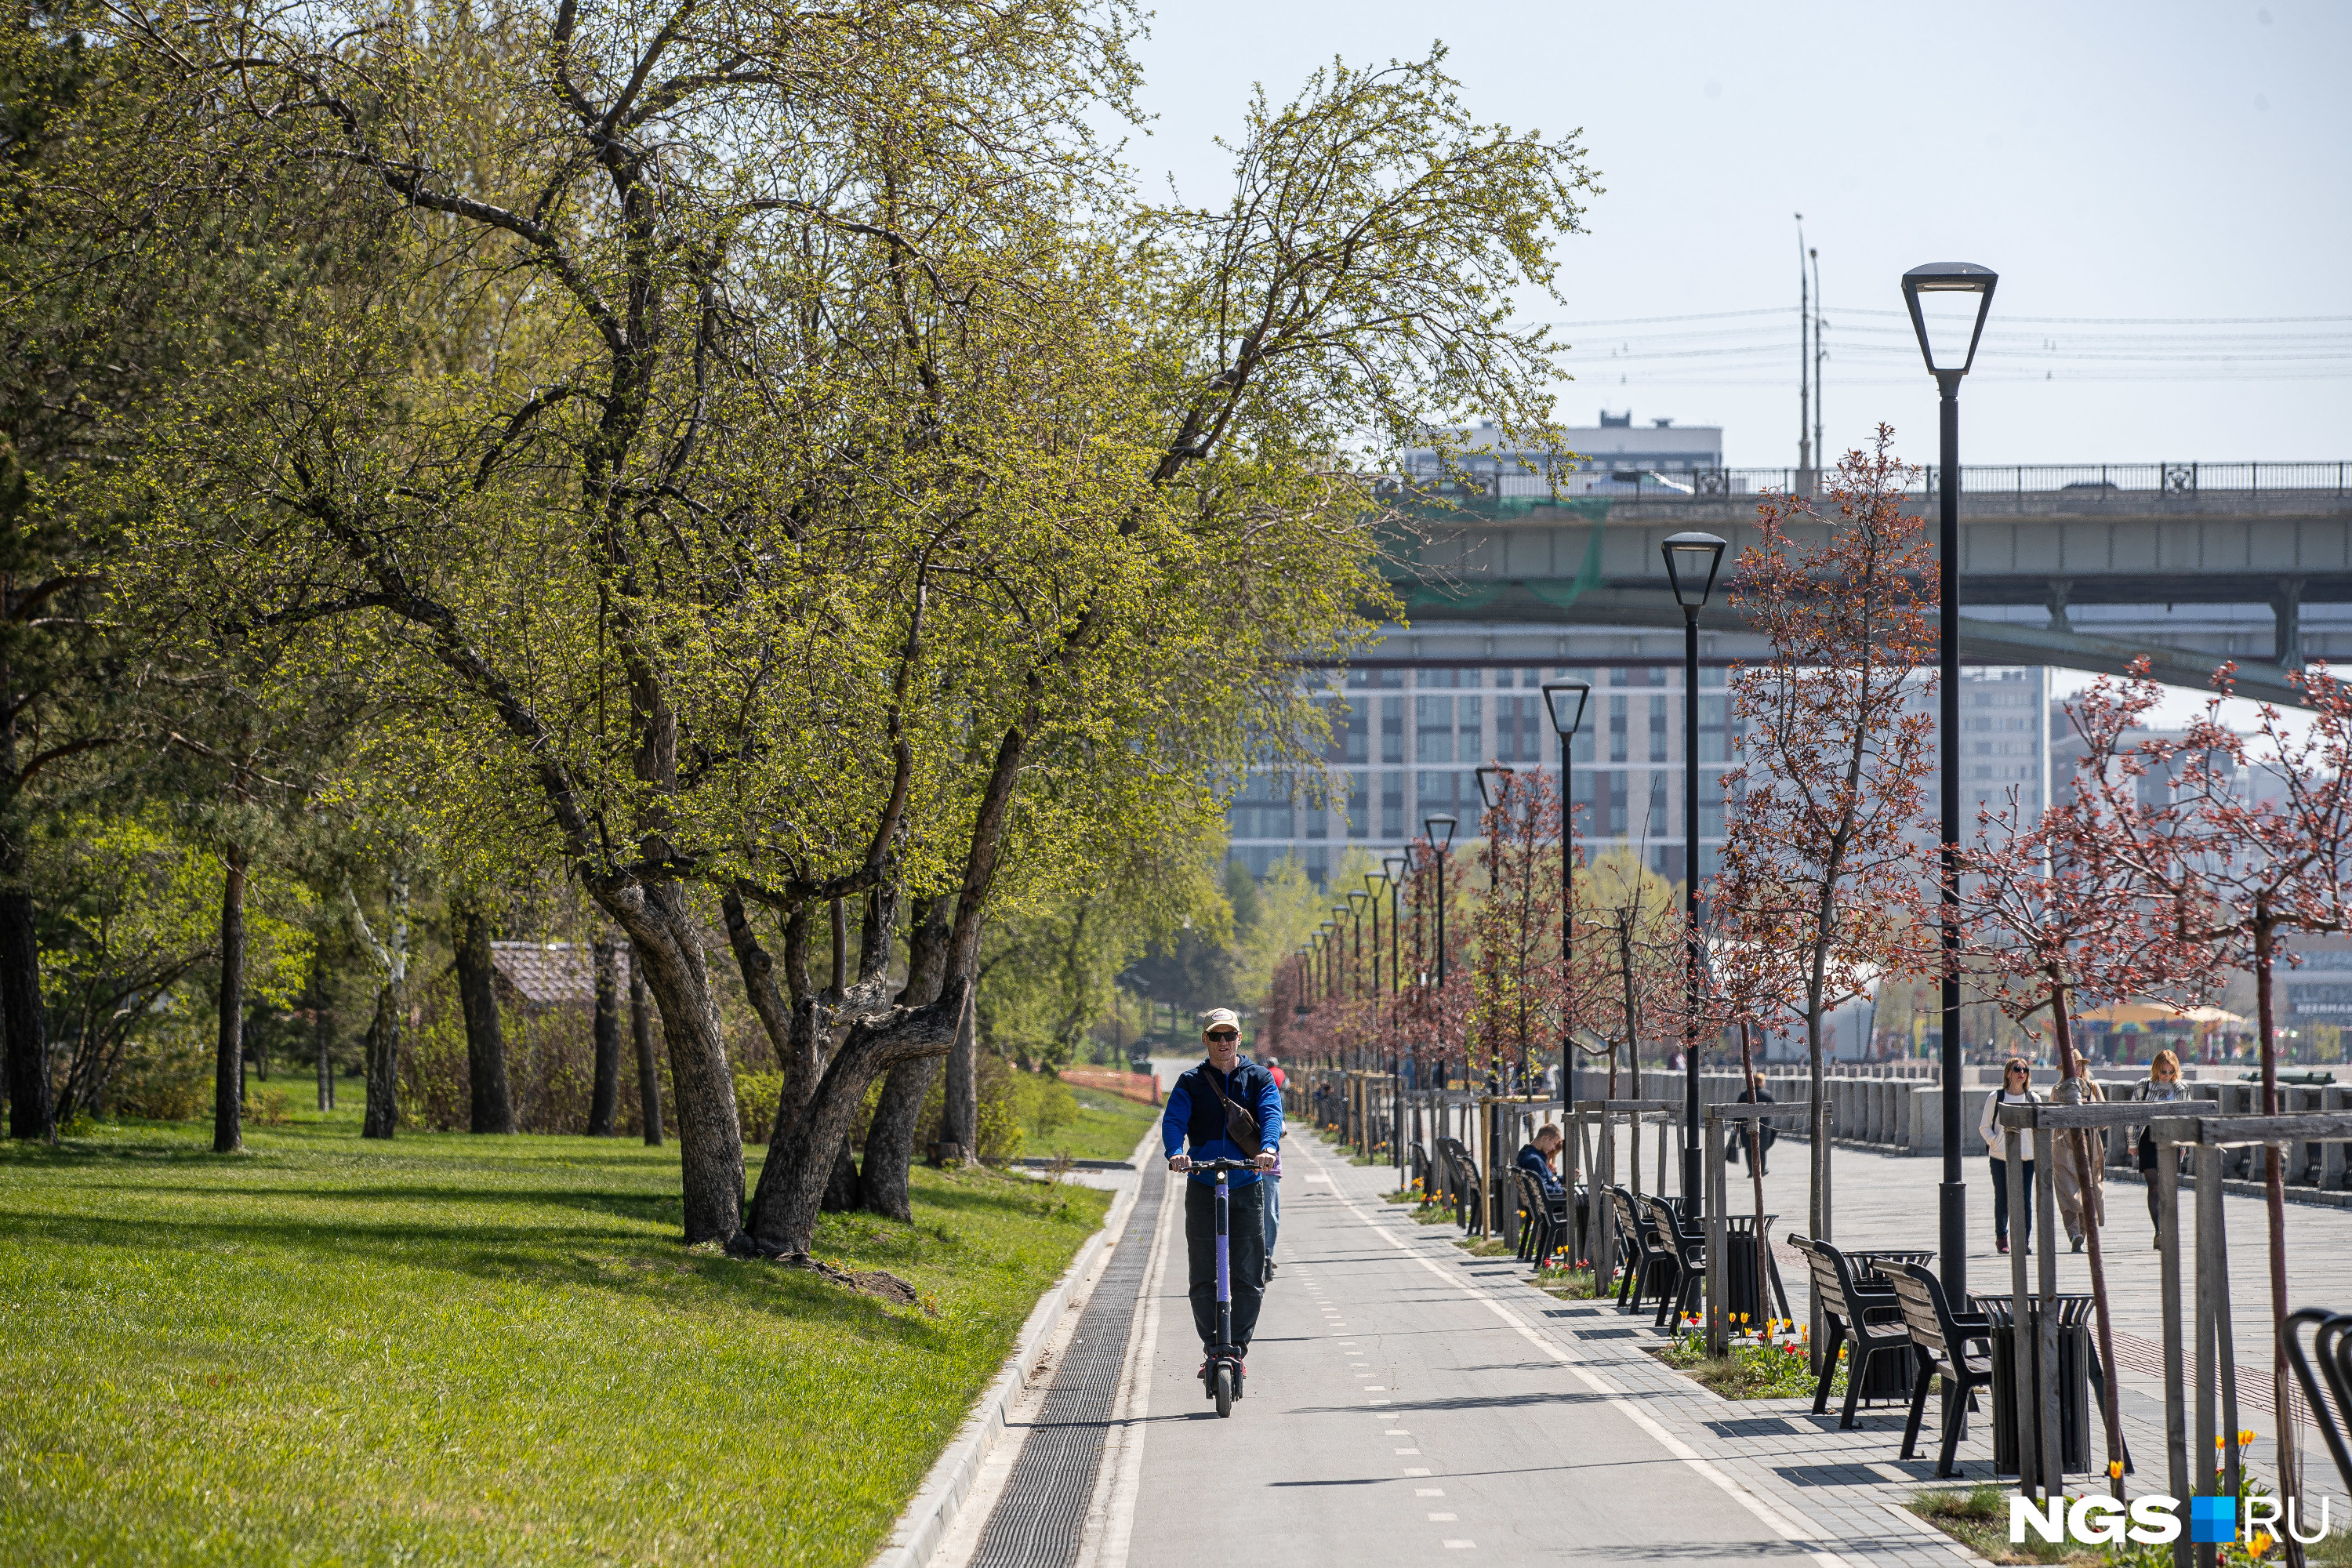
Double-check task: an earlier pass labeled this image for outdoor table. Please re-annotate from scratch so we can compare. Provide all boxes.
[1838,1250,1937,1403]
[1976,1293,2096,1476]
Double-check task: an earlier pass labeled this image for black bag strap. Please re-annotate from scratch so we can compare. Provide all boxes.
[1203,1064,1261,1149]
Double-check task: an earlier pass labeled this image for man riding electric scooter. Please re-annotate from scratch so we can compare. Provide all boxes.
[1162,1008,1281,1414]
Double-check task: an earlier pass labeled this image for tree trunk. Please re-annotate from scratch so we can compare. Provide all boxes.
[821,1141,862,1212]
[212,845,248,1154]
[629,944,664,1148]
[2252,923,2305,1567]
[0,887,52,1140]
[453,898,515,1134]
[355,867,412,1141]
[1740,1022,1769,1331]
[941,984,978,1165]
[361,979,401,1138]
[862,895,951,1218]
[746,975,968,1255]
[311,963,334,1112]
[587,938,621,1136]
[2052,993,2127,1495]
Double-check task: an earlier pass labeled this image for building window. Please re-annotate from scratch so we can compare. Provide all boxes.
[1417,696,1452,763]
[1457,695,1483,764]
[1649,694,1669,763]
[1609,695,1628,763]
[1381,771,1403,839]
[1380,698,1403,764]
[1348,773,1368,839]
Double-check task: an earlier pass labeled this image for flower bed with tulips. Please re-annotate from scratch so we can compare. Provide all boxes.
[1649,1314,1842,1400]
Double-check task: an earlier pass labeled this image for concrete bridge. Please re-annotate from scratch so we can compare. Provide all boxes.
[1389,463,2352,706]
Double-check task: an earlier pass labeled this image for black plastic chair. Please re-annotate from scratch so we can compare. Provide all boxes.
[1639,1195,1705,1328]
[2285,1308,2352,1495]
[1608,1186,1659,1312]
[1787,1236,1914,1431]
[1891,1263,1994,1479]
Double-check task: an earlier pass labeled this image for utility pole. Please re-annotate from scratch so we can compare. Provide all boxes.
[1810,246,1825,471]
[1795,215,1811,482]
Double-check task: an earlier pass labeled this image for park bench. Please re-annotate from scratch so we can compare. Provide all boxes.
[1638,1195,1705,1329]
[1891,1261,1994,1479]
[1787,1236,1916,1432]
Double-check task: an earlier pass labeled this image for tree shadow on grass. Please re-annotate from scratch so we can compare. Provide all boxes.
[1,1204,960,1348]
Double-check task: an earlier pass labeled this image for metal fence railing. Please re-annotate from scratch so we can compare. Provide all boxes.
[1452,461,2352,502]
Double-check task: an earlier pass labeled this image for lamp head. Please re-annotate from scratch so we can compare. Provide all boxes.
[1347,889,1367,910]
[1900,261,1998,379]
[1381,855,1406,882]
[1425,812,1457,851]
[1661,532,1728,609]
[1367,868,1388,894]
[1541,679,1592,738]
[1474,762,1515,810]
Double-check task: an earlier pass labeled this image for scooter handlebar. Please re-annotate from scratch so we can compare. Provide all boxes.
[1172,1156,1260,1173]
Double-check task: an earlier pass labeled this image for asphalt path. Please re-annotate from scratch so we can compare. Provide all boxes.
[1104,1134,1817,1566]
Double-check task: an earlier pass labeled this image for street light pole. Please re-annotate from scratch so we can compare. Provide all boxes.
[1543,681,1592,1109]
[1425,814,1457,1083]
[1904,261,1997,1309]
[1662,531,1728,1214]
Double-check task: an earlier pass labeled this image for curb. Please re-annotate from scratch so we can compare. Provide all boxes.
[869,1132,1152,1568]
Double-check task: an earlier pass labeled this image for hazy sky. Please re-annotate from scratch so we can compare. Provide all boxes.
[1121,1,2351,469]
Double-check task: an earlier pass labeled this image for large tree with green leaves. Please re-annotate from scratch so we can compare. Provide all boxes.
[88,0,1590,1247]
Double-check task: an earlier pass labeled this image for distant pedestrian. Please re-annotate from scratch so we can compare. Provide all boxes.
[1729,1081,1776,1176]
[1980,1058,2042,1254]
[2051,1072,2105,1251]
[2129,1050,2192,1250]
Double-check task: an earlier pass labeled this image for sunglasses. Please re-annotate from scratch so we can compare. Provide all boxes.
[1207,1030,1240,1042]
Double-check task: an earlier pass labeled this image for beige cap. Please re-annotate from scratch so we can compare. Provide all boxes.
[1200,1007,1241,1032]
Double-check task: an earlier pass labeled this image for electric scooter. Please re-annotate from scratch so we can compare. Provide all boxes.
[1192,1156,1254,1417]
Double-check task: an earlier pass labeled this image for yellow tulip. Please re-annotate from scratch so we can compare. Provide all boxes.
[2238,1428,2256,1447]
[2108,1460,2124,1479]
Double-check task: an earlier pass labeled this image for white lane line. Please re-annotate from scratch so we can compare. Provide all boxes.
[1076,1173,1176,1568]
[1308,1150,1854,1568]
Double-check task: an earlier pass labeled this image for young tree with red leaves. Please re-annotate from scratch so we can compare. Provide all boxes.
[1472,768,1569,1091]
[2096,662,2352,1542]
[1718,430,1940,1243]
[1572,848,1678,1101]
[1958,671,2197,1495]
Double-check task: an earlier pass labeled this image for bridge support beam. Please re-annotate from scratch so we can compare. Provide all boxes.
[2274,579,2305,670]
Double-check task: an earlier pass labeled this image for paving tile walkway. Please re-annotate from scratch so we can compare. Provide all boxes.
[943,1119,2352,1567]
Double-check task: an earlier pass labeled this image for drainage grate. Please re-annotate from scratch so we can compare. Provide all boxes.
[1573,1327,1642,1340]
[967,1173,1167,1568]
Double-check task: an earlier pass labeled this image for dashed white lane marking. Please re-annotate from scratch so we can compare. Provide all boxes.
[1428,1512,1458,1521]
[1306,1149,1855,1568]
[1442,1540,1476,1549]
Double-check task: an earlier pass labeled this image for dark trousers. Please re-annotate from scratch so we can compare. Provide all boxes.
[1991,1158,2034,1246]
[1185,1178,1267,1352]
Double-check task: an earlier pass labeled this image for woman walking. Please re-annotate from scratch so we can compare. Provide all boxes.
[1980,1057,2042,1254]
[2129,1049,2192,1249]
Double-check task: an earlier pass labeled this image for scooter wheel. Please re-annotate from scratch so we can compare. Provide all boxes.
[1214,1364,1234,1417]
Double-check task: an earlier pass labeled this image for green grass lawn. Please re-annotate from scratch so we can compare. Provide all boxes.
[1036,1086,1161,1163]
[0,1099,1108,1567]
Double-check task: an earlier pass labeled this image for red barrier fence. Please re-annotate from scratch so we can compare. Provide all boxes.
[1062,1068,1162,1105]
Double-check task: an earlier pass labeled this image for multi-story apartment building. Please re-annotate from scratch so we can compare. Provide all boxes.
[1226,622,2052,887]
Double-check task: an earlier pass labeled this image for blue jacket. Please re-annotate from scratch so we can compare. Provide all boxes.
[1162,1058,1283,1188]
[1516,1142,1564,1200]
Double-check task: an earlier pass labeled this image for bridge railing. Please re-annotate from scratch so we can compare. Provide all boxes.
[1449,460,2352,503]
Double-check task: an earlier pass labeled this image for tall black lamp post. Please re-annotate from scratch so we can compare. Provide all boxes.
[1425,813,1457,1079]
[1662,530,1727,1212]
[1542,679,1592,1107]
[1473,764,1514,1084]
[1903,260,1997,1307]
